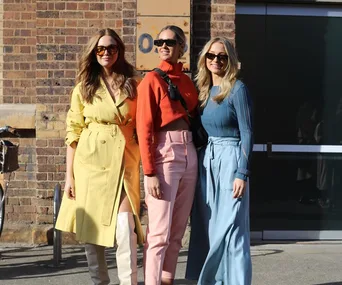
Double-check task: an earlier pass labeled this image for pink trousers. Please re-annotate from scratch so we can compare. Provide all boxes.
[144,130,198,285]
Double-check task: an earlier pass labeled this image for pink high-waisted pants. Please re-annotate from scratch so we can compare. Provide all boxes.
[144,130,198,285]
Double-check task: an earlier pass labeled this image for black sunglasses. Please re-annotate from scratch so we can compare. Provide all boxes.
[154,39,178,47]
[205,52,229,62]
[95,45,118,56]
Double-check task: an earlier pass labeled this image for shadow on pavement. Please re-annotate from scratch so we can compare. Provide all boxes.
[0,246,38,256]
[251,240,298,247]
[0,245,145,281]
[314,283,342,285]
[252,248,283,257]
[0,245,87,280]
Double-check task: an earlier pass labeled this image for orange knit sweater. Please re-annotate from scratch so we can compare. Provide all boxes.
[136,60,198,175]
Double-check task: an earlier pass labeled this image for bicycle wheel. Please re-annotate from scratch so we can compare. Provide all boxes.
[0,185,5,237]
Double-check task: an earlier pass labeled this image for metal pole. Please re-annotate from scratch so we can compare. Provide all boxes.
[53,183,62,266]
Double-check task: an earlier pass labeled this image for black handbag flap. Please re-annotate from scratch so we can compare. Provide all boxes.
[0,140,20,173]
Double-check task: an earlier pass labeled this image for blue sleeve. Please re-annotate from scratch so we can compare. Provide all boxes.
[231,83,254,181]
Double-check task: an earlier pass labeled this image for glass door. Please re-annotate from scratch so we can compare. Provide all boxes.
[236,3,342,239]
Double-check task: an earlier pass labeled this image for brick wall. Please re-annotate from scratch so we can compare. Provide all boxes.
[192,0,236,69]
[1,0,36,104]
[1,0,37,230]
[0,0,236,244]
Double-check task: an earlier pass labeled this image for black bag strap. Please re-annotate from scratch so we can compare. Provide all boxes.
[153,68,190,114]
[153,68,171,85]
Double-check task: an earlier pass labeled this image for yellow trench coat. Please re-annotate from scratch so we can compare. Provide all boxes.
[55,80,144,247]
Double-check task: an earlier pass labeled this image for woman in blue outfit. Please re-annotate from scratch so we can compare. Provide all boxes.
[186,37,253,285]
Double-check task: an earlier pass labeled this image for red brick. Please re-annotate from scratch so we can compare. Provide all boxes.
[123,10,135,18]
[37,173,47,181]
[54,19,65,27]
[37,11,59,18]
[123,2,136,9]
[37,181,58,190]
[48,2,55,10]
[55,2,66,10]
[213,13,235,22]
[21,12,33,20]
[37,2,48,10]
[84,11,99,19]
[66,20,77,27]
[36,148,59,156]
[60,11,83,18]
[19,198,32,205]
[90,3,105,10]
[66,2,78,10]
[78,3,89,10]
[20,46,31,53]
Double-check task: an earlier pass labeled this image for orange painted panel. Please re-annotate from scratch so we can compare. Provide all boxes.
[137,0,190,16]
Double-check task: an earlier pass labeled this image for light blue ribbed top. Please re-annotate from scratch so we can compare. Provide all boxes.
[200,80,254,180]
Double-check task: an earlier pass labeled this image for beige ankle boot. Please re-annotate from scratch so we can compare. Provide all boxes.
[85,243,110,285]
[116,212,138,285]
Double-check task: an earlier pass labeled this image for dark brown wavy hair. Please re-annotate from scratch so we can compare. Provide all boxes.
[76,28,137,103]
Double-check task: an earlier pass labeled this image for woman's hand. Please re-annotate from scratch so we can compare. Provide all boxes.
[64,143,77,200]
[233,178,246,199]
[145,175,162,199]
[64,177,76,200]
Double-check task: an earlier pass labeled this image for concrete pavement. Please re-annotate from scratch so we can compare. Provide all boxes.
[1,241,342,285]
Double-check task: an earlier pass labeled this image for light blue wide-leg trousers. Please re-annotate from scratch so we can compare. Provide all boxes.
[186,137,252,285]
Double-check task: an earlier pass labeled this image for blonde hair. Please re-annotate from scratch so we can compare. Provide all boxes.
[196,37,239,108]
[76,28,137,104]
[158,25,186,59]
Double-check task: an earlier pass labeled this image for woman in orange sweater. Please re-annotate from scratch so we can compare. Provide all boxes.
[136,25,198,285]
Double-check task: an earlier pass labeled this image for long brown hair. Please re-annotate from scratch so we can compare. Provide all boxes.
[76,28,137,103]
[196,37,239,108]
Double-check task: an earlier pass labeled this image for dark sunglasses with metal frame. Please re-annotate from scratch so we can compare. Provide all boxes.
[95,44,118,56]
[205,52,229,62]
[154,39,179,47]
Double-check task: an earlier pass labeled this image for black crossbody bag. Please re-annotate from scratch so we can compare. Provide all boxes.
[153,68,208,149]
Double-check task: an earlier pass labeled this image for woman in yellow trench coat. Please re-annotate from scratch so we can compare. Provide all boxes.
[55,28,143,285]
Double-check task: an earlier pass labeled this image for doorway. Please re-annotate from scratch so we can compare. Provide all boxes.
[236,3,342,239]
